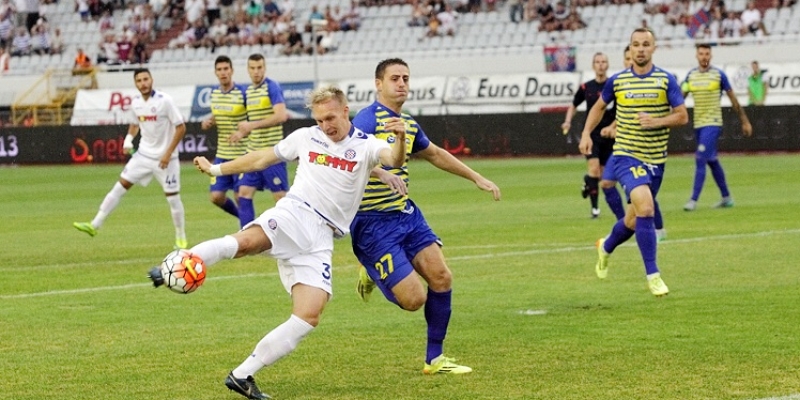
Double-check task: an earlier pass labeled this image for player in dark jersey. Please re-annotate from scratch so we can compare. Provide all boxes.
[562,52,624,219]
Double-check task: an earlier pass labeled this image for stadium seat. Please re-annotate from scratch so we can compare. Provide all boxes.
[770,18,789,35]
[763,8,778,23]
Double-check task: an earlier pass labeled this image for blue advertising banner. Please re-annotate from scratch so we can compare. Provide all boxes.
[281,81,315,118]
[189,81,314,121]
[190,84,215,122]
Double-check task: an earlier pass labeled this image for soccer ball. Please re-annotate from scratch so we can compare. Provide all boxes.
[160,250,207,294]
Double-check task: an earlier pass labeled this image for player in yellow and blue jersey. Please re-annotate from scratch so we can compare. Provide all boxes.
[200,55,249,224]
[580,28,689,297]
[681,44,752,211]
[351,58,500,374]
[227,53,289,226]
[600,45,666,240]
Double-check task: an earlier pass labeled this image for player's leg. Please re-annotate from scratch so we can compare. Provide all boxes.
[586,157,601,218]
[237,183,258,228]
[157,158,187,249]
[600,155,625,220]
[228,283,327,399]
[74,156,141,236]
[403,203,470,374]
[653,200,666,242]
[685,128,707,211]
[209,157,240,218]
[703,127,734,207]
[228,216,333,397]
[628,163,668,296]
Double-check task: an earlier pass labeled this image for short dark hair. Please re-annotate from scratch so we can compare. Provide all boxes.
[631,27,656,41]
[133,68,150,79]
[375,58,409,80]
[248,53,265,63]
[624,45,630,53]
[696,43,712,50]
[215,55,233,68]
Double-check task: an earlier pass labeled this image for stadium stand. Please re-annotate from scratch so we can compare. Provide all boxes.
[2,0,797,76]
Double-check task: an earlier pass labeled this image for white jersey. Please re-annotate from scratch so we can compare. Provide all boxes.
[274,125,389,236]
[130,90,184,160]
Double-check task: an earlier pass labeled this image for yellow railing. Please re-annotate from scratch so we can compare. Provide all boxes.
[11,67,98,126]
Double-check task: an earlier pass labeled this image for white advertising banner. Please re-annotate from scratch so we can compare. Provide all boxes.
[71,86,195,126]
[724,62,800,95]
[328,76,447,112]
[442,72,582,105]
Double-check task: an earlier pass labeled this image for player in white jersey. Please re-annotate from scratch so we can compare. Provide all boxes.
[73,69,189,250]
[146,86,407,400]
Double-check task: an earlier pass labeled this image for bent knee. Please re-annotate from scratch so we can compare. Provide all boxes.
[398,295,426,311]
[599,179,616,190]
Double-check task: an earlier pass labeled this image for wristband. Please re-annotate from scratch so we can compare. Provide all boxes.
[209,164,222,176]
[123,134,134,148]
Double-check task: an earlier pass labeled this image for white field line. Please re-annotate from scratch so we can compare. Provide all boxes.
[753,395,800,400]
[1,229,798,300]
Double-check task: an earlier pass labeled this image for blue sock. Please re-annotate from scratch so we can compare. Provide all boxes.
[602,186,626,220]
[604,218,634,254]
[708,159,730,198]
[238,197,255,228]
[424,288,451,364]
[691,158,707,201]
[635,216,659,275]
[220,197,239,217]
[653,200,664,230]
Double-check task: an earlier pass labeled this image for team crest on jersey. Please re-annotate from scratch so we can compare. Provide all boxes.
[151,107,156,112]
[386,135,396,144]
[268,219,278,230]
[308,151,357,172]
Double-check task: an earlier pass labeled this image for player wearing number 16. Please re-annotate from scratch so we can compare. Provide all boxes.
[148,86,407,400]
[73,68,189,250]
[579,28,688,297]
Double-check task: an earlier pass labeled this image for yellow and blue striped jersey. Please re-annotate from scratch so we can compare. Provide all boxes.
[681,66,731,128]
[352,101,431,212]
[245,78,285,152]
[210,83,249,159]
[602,66,685,164]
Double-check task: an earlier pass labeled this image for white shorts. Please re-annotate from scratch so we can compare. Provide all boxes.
[247,197,335,295]
[120,153,181,192]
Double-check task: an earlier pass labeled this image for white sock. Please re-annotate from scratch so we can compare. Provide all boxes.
[189,235,238,266]
[92,182,127,229]
[232,315,314,379]
[166,194,186,240]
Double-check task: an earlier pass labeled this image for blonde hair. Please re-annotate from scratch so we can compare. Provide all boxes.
[306,85,347,109]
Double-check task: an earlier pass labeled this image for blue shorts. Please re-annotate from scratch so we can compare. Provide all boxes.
[601,155,617,181]
[209,157,241,193]
[239,162,289,193]
[694,126,722,160]
[610,155,665,200]
[350,199,441,300]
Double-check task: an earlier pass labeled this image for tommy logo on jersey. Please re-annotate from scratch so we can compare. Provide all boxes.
[307,151,357,172]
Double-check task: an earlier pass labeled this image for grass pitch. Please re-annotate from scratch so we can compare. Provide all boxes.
[1,154,799,400]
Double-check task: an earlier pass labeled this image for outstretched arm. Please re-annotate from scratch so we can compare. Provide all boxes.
[416,143,501,200]
[726,89,752,137]
[579,98,608,155]
[195,148,280,176]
